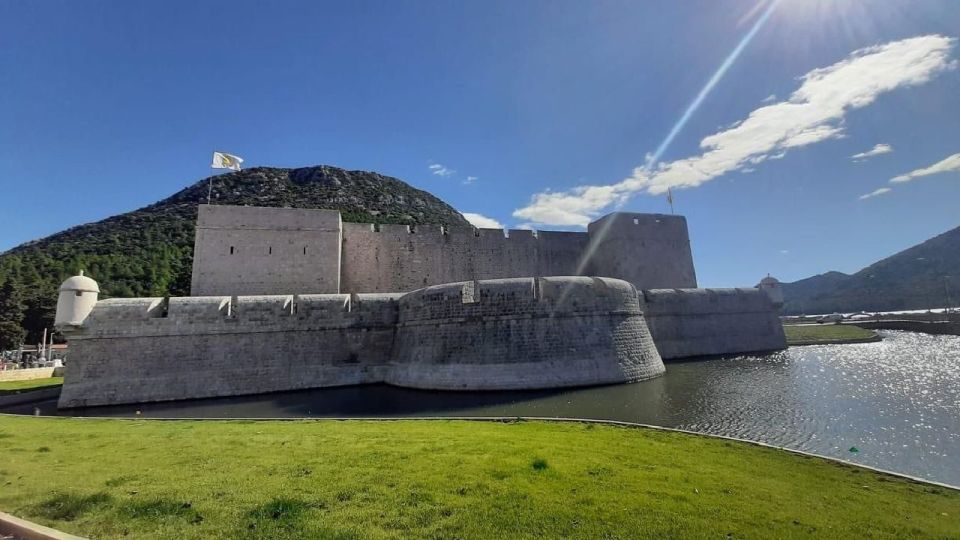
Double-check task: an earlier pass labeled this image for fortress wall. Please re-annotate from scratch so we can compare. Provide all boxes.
[586,213,697,289]
[58,293,399,408]
[642,288,786,360]
[339,224,589,293]
[191,205,342,296]
[388,277,664,390]
[190,206,697,296]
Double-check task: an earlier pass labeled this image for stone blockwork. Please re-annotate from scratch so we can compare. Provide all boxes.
[642,288,787,360]
[389,277,664,390]
[190,205,696,295]
[58,293,399,408]
[585,213,697,290]
[340,225,590,293]
[58,277,665,408]
[191,205,343,296]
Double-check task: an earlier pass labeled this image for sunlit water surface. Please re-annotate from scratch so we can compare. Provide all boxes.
[9,331,960,486]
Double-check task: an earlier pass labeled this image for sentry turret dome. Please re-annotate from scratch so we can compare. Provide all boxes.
[55,271,100,328]
[59,270,100,294]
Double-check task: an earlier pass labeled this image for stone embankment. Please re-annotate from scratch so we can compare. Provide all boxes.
[849,319,960,336]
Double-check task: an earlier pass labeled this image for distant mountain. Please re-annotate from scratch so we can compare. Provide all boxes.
[782,225,960,314]
[0,165,470,344]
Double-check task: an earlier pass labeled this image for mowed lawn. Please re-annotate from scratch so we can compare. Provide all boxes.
[784,324,877,345]
[0,376,63,395]
[0,417,957,539]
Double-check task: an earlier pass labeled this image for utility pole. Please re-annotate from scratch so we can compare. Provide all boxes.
[944,275,953,312]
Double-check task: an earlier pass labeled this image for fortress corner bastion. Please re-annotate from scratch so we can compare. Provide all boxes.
[389,277,663,390]
[54,204,785,408]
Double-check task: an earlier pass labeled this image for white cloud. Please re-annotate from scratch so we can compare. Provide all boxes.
[428,163,455,177]
[851,143,893,161]
[513,35,957,226]
[858,187,892,200]
[779,249,790,254]
[762,94,777,103]
[462,212,504,229]
[890,152,960,183]
[464,176,478,185]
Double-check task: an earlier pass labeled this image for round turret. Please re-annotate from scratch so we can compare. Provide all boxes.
[55,271,100,329]
[757,274,784,309]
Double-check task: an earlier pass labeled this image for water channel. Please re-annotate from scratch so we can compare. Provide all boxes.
[6,330,959,486]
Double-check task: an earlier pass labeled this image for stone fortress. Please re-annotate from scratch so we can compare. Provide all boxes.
[55,205,786,408]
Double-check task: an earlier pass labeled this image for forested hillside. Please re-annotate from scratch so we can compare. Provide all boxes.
[0,165,469,346]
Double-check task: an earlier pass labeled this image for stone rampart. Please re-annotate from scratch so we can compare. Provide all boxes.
[388,277,664,390]
[642,288,787,359]
[58,277,665,408]
[58,293,400,408]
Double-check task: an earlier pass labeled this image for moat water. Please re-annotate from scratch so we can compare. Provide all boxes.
[7,331,960,487]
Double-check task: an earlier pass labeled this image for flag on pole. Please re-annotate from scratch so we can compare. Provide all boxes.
[211,151,244,171]
[666,187,674,214]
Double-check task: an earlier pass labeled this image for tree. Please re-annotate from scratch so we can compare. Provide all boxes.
[0,280,27,351]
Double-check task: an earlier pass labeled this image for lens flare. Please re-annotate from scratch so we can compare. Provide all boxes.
[556,0,782,310]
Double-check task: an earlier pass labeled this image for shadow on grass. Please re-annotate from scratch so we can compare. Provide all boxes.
[240,497,357,539]
[121,498,202,523]
[31,492,112,521]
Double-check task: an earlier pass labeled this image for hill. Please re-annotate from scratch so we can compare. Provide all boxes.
[782,225,960,314]
[0,165,470,345]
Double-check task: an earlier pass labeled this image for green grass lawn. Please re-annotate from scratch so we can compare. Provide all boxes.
[0,376,63,395]
[0,417,956,539]
[784,324,878,345]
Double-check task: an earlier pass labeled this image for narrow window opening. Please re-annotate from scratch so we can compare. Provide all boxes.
[303,246,308,255]
[269,246,272,255]
[75,291,83,297]
[230,246,235,255]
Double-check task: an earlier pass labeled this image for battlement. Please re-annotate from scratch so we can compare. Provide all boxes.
[192,205,697,297]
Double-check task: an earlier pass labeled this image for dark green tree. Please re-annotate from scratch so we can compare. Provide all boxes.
[0,280,27,351]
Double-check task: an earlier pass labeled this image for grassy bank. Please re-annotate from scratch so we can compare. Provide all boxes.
[0,377,63,396]
[0,417,957,539]
[784,324,879,345]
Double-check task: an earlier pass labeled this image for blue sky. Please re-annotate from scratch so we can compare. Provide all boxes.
[1,0,958,287]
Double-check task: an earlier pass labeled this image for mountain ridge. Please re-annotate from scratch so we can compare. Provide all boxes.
[782,225,960,314]
[0,165,470,346]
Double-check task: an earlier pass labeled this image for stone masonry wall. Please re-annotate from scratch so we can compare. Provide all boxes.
[58,277,665,408]
[339,224,589,293]
[585,213,697,289]
[189,205,697,296]
[191,205,342,296]
[58,293,400,408]
[388,277,664,390]
[642,288,787,360]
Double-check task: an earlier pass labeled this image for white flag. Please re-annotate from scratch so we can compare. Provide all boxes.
[211,151,244,171]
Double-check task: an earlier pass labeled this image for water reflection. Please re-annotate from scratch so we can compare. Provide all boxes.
[8,331,960,486]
